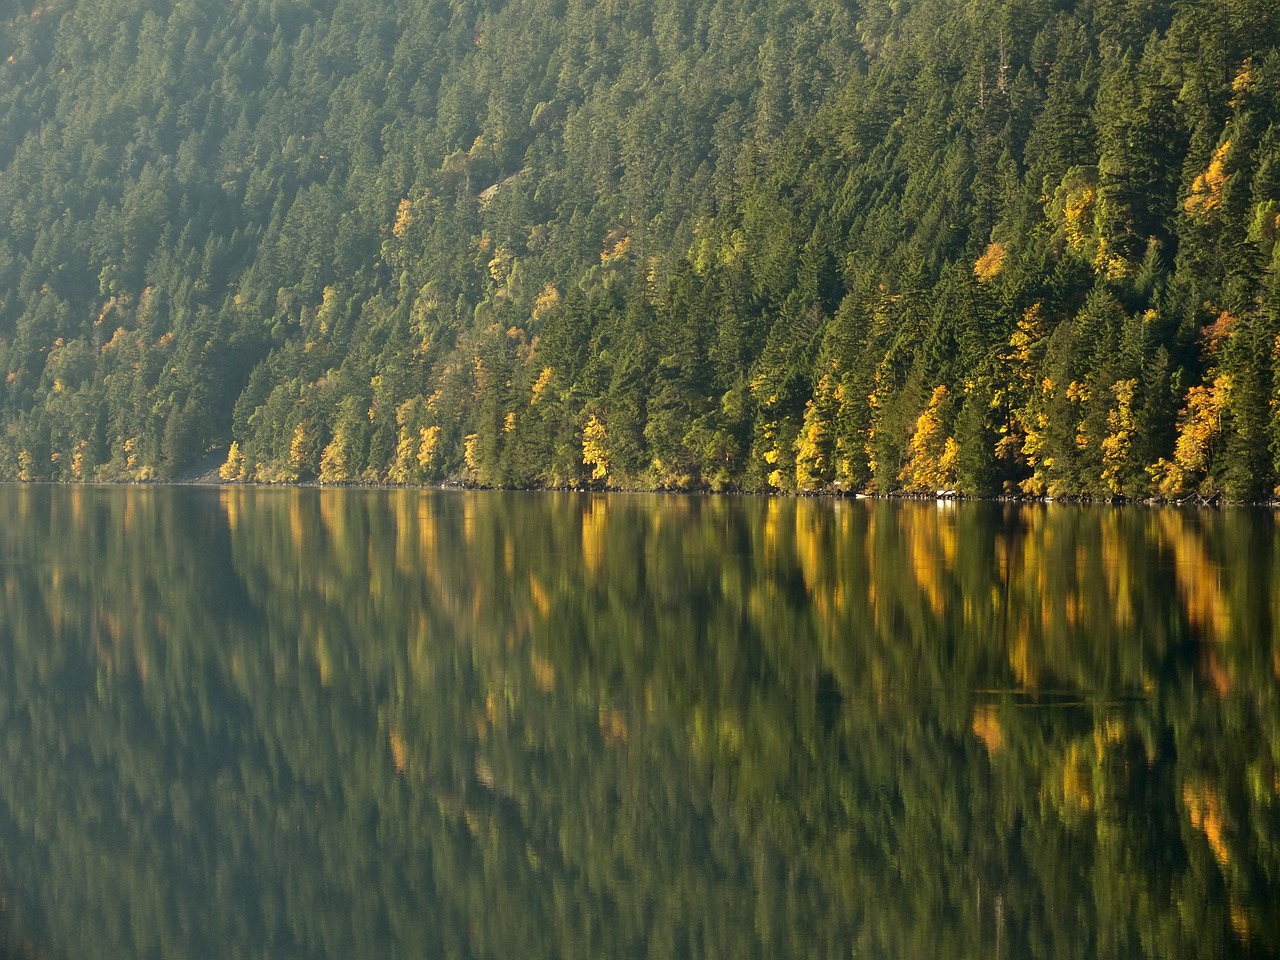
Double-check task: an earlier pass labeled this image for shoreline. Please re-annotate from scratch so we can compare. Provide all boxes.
[20,473,1268,509]
[150,450,1278,508]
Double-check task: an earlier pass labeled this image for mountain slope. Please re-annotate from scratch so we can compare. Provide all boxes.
[1,0,1279,497]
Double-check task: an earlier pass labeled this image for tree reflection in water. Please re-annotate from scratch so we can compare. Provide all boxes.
[0,486,1275,959]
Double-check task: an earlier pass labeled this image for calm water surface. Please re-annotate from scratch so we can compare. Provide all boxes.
[0,485,1277,959]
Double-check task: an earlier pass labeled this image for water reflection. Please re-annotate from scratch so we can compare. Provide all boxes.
[0,487,1276,958]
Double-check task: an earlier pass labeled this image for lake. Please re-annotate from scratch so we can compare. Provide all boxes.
[0,485,1276,959]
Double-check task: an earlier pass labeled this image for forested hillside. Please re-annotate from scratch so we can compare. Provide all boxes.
[1,0,1278,497]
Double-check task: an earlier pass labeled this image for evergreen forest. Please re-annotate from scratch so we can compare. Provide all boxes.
[2,0,1280,496]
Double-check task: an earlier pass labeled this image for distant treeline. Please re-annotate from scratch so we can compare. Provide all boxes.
[1,0,1279,497]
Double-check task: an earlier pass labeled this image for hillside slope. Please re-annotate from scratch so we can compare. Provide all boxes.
[1,0,1278,497]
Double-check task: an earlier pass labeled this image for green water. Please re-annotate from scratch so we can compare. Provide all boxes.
[0,485,1276,959]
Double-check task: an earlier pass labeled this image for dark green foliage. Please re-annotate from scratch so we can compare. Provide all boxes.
[0,0,1277,497]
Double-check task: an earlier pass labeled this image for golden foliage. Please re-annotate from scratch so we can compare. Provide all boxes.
[1061,179,1096,252]
[123,435,140,474]
[220,441,245,481]
[463,433,481,474]
[899,385,958,492]
[795,375,838,490]
[69,439,89,481]
[1185,140,1231,218]
[601,228,631,263]
[289,420,312,470]
[1230,58,1255,107]
[388,430,417,483]
[794,410,827,489]
[319,436,351,483]
[1065,380,1090,403]
[1149,375,1232,497]
[1049,167,1128,277]
[418,425,441,469]
[1018,377,1075,495]
[530,366,554,404]
[582,415,609,480]
[1099,378,1137,494]
[532,283,559,320]
[1007,304,1046,380]
[973,240,1006,282]
[487,245,512,283]
[101,325,129,355]
[392,197,414,239]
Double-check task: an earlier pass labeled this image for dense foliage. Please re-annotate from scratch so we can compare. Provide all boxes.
[0,487,1277,958]
[0,0,1279,496]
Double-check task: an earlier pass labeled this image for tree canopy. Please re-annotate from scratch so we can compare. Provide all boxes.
[1,0,1279,497]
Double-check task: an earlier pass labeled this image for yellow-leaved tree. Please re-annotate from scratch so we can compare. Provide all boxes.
[1099,379,1138,495]
[1184,140,1231,219]
[1148,375,1232,497]
[318,397,364,483]
[319,434,353,483]
[974,241,1006,282]
[899,385,958,492]
[582,415,609,481]
[794,372,840,490]
[220,441,245,481]
[286,420,313,481]
[1002,304,1048,489]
